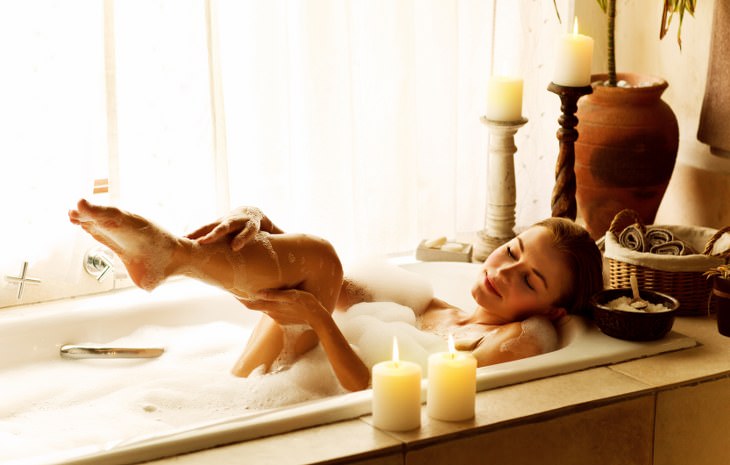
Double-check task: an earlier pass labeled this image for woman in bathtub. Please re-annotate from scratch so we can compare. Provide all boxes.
[68,199,603,392]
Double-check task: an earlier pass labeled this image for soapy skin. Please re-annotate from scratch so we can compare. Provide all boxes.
[70,199,584,391]
[69,199,367,391]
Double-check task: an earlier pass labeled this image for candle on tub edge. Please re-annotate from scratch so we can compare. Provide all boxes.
[371,337,422,431]
[426,334,477,421]
[553,17,594,87]
[486,76,523,122]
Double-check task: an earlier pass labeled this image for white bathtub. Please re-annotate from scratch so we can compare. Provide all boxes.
[0,262,696,465]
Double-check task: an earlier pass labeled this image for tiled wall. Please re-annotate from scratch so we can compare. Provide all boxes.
[404,396,654,465]
[655,377,730,465]
[400,378,730,465]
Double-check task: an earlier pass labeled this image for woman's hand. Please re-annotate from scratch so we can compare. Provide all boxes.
[243,289,327,326]
[185,206,282,251]
[244,288,371,392]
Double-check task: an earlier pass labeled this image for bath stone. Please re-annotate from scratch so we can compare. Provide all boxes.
[344,259,434,315]
[440,242,465,252]
[424,236,447,249]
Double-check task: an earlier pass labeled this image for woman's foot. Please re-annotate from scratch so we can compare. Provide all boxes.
[69,199,178,291]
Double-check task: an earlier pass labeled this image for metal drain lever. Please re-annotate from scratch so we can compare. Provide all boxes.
[60,345,165,359]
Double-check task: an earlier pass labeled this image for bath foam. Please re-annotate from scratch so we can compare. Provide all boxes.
[0,321,344,462]
[270,323,312,373]
[334,302,447,372]
[252,232,282,282]
[133,225,176,291]
[344,259,435,315]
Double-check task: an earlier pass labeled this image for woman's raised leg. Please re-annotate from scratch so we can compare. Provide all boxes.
[69,199,344,374]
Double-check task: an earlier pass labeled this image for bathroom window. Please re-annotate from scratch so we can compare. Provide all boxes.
[0,1,109,305]
[0,0,564,307]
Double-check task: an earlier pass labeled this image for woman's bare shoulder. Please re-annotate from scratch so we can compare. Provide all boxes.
[471,318,556,367]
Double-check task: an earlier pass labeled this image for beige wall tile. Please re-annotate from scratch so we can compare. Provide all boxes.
[405,395,654,465]
[144,419,402,465]
[343,456,404,465]
[655,377,730,465]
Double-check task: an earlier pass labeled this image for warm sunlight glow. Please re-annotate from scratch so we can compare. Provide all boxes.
[573,17,580,34]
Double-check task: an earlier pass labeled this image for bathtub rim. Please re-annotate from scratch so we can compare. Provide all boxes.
[0,261,698,465]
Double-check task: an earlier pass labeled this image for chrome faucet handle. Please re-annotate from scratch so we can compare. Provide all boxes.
[84,248,114,282]
[5,261,42,300]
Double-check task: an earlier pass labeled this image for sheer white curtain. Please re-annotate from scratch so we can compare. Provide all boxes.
[0,0,564,306]
[0,1,105,293]
[214,0,564,263]
[215,0,509,263]
[113,0,218,232]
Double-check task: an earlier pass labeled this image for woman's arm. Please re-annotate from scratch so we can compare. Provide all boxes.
[245,288,371,392]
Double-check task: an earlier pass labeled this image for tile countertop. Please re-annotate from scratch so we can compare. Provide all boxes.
[148,315,730,465]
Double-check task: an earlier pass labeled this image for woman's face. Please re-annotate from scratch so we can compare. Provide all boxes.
[471,226,572,323]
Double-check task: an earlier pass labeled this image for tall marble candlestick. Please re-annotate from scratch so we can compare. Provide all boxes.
[474,116,528,262]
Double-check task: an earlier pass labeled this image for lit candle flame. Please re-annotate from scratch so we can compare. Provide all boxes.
[573,17,579,35]
[392,336,400,367]
[448,333,456,359]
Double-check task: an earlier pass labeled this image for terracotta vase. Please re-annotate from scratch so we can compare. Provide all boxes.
[713,277,730,337]
[574,73,679,239]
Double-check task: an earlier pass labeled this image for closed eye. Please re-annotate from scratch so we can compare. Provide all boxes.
[517,236,548,290]
[523,274,535,290]
[506,245,516,259]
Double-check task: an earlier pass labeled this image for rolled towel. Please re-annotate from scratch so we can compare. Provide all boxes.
[618,224,646,252]
[645,228,674,248]
[649,240,688,256]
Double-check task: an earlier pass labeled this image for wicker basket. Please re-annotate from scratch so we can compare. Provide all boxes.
[604,209,730,316]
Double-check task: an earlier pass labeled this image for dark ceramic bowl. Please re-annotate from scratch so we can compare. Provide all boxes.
[590,288,680,341]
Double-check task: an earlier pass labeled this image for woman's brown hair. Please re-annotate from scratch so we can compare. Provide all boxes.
[533,217,604,316]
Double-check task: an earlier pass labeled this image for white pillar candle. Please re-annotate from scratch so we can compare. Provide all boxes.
[371,337,422,431]
[426,334,477,421]
[486,76,523,122]
[553,17,594,87]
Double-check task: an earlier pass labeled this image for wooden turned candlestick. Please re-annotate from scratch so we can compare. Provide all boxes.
[547,82,593,220]
[474,116,528,262]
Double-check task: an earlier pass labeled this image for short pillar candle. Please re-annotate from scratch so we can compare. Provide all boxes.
[426,335,477,421]
[486,76,523,122]
[553,18,594,87]
[371,337,423,431]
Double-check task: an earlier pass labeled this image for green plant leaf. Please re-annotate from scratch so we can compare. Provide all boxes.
[553,0,561,24]
[660,0,697,49]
